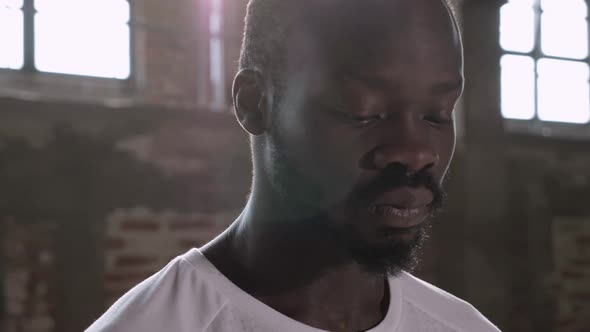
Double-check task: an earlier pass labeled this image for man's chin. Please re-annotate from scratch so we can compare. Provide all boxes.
[346,223,429,277]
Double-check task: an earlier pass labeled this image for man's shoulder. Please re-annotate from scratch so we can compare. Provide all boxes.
[397,272,501,332]
[86,249,228,332]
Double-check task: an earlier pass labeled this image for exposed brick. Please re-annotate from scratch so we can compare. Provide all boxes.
[554,216,590,332]
[2,219,57,332]
[177,238,205,249]
[104,280,138,293]
[104,272,151,284]
[570,291,590,301]
[104,289,125,301]
[562,270,586,280]
[575,235,590,246]
[555,317,575,327]
[104,285,138,307]
[168,219,214,231]
[105,237,126,250]
[120,219,160,232]
[115,255,156,267]
[571,258,590,267]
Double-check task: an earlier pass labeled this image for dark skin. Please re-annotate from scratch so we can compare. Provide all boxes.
[202,0,464,331]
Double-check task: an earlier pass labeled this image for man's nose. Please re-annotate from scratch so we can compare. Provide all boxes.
[371,122,439,173]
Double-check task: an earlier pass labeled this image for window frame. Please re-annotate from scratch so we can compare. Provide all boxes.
[501,0,590,140]
[207,0,227,110]
[0,0,136,104]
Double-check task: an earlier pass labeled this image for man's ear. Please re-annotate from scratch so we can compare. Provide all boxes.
[232,69,267,136]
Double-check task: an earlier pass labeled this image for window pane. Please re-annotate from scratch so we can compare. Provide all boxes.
[500,1,535,53]
[541,11,588,59]
[35,0,129,23]
[0,0,23,9]
[210,37,225,107]
[541,0,587,14]
[537,59,590,124]
[209,0,222,35]
[0,7,24,70]
[501,55,536,120]
[209,13,221,35]
[35,13,130,79]
[211,0,222,14]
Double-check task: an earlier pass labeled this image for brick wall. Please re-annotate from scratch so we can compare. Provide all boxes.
[0,0,247,109]
[553,217,590,332]
[0,96,251,331]
[0,0,249,331]
[1,1,589,332]
[1,218,57,332]
[103,208,236,307]
[135,0,202,107]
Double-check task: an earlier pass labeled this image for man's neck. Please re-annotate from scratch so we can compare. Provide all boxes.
[201,193,390,331]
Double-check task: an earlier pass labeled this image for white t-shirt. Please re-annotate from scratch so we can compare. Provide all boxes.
[86,249,501,332]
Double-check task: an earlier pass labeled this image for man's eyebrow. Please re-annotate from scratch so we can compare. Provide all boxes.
[337,71,464,95]
[338,71,400,90]
[429,77,464,95]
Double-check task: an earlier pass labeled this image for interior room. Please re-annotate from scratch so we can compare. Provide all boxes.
[0,0,589,331]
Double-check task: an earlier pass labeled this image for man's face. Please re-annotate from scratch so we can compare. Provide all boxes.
[263,0,464,275]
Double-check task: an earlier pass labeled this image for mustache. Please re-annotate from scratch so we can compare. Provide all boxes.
[356,164,446,210]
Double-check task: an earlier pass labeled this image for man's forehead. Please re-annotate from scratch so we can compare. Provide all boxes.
[285,0,462,75]
[288,0,460,48]
[290,0,456,26]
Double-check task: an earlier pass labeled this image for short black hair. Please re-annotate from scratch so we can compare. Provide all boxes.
[238,0,459,85]
[238,0,291,84]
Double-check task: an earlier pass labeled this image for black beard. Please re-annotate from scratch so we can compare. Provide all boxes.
[265,119,447,277]
[330,220,432,277]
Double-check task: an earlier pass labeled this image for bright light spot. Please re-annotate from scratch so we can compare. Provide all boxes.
[35,0,129,22]
[541,0,588,59]
[1,0,22,9]
[501,55,536,120]
[510,0,535,5]
[0,4,24,69]
[541,0,587,14]
[34,0,130,79]
[209,0,225,107]
[537,59,590,124]
[500,1,535,53]
[211,0,222,14]
[210,38,225,107]
[209,13,221,35]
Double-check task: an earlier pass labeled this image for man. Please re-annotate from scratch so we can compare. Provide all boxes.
[88,0,501,331]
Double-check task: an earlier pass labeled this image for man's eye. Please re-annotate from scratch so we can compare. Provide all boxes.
[348,114,383,125]
[424,112,453,126]
[332,109,384,126]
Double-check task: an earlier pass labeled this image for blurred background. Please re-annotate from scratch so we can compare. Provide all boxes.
[0,0,588,331]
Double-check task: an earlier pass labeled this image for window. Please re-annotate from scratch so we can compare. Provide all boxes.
[0,0,131,79]
[0,0,24,70]
[500,0,590,125]
[208,0,226,108]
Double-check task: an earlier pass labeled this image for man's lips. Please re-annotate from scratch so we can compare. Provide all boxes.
[368,204,425,218]
[365,187,433,227]
[370,187,434,210]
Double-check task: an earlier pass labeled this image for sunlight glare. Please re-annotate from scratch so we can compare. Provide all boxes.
[500,0,535,53]
[541,0,588,59]
[34,0,130,79]
[0,2,24,70]
[501,55,536,120]
[537,59,590,124]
